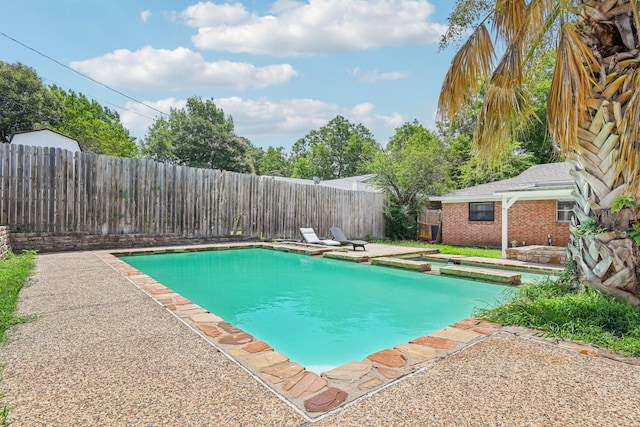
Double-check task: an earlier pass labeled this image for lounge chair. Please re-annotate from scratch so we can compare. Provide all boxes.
[300,228,341,246]
[330,227,367,251]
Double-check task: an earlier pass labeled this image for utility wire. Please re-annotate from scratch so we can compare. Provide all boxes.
[0,30,169,118]
[42,77,158,121]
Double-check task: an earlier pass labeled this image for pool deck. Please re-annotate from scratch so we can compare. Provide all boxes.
[1,243,639,425]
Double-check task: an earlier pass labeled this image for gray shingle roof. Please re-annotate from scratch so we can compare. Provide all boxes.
[263,174,379,192]
[440,162,573,199]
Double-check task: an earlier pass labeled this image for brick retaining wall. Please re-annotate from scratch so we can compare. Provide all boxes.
[0,226,10,259]
[505,245,567,265]
[10,232,253,253]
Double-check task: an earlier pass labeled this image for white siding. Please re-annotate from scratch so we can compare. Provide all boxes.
[11,130,81,152]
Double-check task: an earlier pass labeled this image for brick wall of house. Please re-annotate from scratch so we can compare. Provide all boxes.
[508,200,571,247]
[442,200,571,248]
[442,202,503,247]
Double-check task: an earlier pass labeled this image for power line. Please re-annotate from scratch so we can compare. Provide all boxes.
[41,77,158,122]
[0,30,169,118]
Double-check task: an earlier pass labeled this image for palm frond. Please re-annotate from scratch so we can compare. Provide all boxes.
[520,0,568,61]
[491,43,524,87]
[617,68,640,194]
[493,0,526,41]
[548,24,598,155]
[438,24,495,124]
[473,83,533,162]
[472,0,567,163]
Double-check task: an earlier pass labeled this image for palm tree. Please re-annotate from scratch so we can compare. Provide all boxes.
[438,0,640,305]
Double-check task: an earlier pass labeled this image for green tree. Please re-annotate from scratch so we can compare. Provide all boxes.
[141,97,253,173]
[259,146,290,176]
[439,50,558,190]
[519,48,557,164]
[290,116,380,180]
[0,61,59,143]
[49,86,137,157]
[140,116,174,163]
[454,143,535,188]
[244,143,264,175]
[439,0,640,304]
[371,121,451,239]
[440,117,535,189]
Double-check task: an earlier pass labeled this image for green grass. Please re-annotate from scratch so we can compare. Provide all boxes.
[476,269,640,357]
[376,240,503,258]
[0,251,36,342]
[0,250,35,426]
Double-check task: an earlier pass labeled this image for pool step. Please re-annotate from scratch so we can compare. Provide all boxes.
[370,257,431,272]
[323,251,369,262]
[439,266,521,285]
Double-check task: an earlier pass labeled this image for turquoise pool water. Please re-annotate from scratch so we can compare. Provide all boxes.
[120,248,510,372]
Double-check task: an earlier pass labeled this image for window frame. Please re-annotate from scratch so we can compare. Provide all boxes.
[468,201,495,222]
[556,200,574,223]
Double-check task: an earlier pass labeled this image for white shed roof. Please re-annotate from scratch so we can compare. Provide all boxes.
[10,129,81,152]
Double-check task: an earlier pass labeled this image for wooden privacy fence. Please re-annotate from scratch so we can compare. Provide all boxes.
[0,144,384,240]
[418,209,442,242]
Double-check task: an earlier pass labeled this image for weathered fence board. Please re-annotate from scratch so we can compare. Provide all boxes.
[0,145,384,240]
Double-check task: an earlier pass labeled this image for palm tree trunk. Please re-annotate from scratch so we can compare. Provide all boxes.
[570,0,640,305]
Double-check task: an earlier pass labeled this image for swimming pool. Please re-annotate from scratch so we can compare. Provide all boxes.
[120,248,510,372]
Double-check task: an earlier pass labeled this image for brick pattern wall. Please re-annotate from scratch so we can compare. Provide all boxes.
[9,233,252,253]
[0,226,10,259]
[442,200,571,248]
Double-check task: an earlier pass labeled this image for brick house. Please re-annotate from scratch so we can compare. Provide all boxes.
[431,162,574,256]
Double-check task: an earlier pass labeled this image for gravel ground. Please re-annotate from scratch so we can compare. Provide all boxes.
[314,332,640,426]
[1,252,639,426]
[0,252,305,426]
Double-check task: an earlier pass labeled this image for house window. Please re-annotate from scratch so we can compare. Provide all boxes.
[469,202,495,221]
[557,200,575,222]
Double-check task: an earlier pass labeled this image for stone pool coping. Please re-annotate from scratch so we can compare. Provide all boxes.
[95,242,568,419]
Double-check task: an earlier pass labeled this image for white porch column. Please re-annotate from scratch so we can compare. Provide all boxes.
[501,196,519,258]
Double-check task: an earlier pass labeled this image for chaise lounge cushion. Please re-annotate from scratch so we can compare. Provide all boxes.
[300,228,341,246]
[329,227,367,251]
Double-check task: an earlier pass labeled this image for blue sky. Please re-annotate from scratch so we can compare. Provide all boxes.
[1,0,458,150]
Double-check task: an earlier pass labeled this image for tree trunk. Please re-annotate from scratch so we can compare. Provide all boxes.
[571,0,640,306]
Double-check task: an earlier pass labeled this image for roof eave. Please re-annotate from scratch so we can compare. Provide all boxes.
[433,186,574,203]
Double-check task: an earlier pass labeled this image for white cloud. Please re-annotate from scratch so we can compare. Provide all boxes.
[69,46,298,90]
[186,0,448,56]
[358,70,411,83]
[181,2,251,27]
[140,10,152,23]
[348,103,404,131]
[216,97,404,146]
[120,98,186,138]
[269,0,304,14]
[121,96,404,149]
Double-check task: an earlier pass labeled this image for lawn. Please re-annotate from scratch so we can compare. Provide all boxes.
[0,250,35,425]
[0,251,35,342]
[377,240,503,258]
[476,268,640,357]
